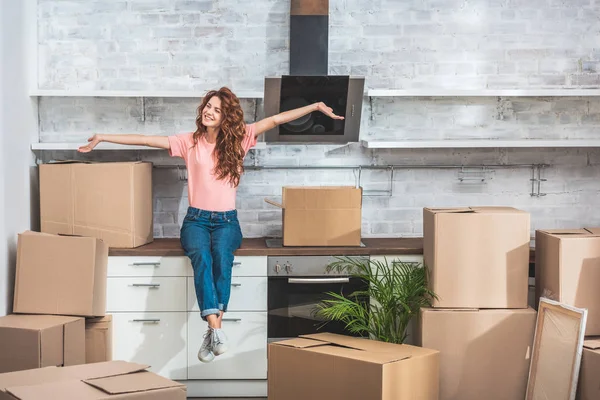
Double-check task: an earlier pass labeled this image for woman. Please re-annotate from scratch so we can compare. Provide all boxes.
[78,87,343,363]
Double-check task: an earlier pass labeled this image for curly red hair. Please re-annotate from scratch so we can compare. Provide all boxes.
[192,87,246,187]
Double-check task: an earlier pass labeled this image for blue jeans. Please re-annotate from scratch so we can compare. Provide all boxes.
[180,207,243,320]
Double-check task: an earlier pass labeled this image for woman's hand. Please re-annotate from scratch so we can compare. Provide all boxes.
[78,134,102,153]
[316,102,344,120]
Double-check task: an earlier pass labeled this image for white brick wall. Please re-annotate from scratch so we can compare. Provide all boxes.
[35,0,600,238]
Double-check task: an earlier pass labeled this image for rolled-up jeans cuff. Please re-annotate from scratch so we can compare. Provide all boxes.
[201,308,220,320]
[218,303,227,312]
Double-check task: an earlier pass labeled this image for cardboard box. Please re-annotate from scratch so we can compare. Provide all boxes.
[535,228,600,335]
[40,161,153,248]
[85,315,112,364]
[577,338,600,400]
[266,186,362,247]
[268,333,439,400]
[13,231,108,317]
[417,307,537,400]
[0,360,186,399]
[0,314,85,374]
[423,206,530,308]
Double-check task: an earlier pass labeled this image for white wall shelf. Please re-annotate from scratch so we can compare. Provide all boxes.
[361,139,600,149]
[31,142,267,150]
[367,89,600,97]
[29,89,264,99]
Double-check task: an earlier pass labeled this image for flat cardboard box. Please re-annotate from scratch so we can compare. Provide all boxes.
[268,332,439,400]
[13,231,108,317]
[40,161,153,248]
[423,206,530,308]
[535,228,600,335]
[0,360,186,399]
[417,307,537,400]
[85,315,112,364]
[0,314,85,374]
[266,186,362,247]
[577,338,600,400]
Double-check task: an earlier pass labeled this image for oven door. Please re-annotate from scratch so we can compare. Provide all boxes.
[267,275,368,342]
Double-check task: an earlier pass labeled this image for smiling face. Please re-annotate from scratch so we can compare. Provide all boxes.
[201,95,223,128]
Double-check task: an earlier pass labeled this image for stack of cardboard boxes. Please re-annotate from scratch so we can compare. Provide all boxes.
[535,228,600,399]
[0,162,184,399]
[416,207,537,400]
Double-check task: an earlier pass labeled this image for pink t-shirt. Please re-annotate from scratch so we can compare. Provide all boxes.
[168,123,257,211]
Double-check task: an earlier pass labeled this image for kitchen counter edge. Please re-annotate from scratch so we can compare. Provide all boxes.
[109,237,537,262]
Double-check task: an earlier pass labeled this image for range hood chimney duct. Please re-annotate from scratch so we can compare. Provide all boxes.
[289,0,329,75]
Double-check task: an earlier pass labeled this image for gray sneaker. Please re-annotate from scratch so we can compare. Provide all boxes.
[198,327,215,363]
[212,328,228,356]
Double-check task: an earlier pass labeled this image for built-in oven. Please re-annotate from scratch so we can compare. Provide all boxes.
[267,255,369,343]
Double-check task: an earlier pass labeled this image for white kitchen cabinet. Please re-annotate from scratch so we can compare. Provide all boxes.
[111,312,188,380]
[186,276,267,312]
[107,277,187,312]
[106,254,269,395]
[187,311,268,380]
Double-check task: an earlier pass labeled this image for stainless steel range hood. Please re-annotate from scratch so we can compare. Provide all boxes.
[263,0,365,144]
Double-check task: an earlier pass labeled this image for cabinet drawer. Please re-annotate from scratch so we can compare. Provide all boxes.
[112,312,187,380]
[187,312,267,380]
[187,277,267,312]
[107,277,186,312]
[230,256,267,277]
[107,256,190,277]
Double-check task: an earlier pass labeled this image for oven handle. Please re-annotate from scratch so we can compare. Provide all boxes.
[288,278,350,284]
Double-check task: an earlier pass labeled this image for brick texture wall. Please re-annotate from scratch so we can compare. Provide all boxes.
[35,0,600,238]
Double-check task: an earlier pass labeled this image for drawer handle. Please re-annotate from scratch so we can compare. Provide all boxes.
[131,283,161,289]
[231,283,242,287]
[131,262,161,267]
[233,261,242,266]
[222,318,242,322]
[131,319,160,323]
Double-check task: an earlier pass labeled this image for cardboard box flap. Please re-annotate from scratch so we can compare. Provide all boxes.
[585,227,600,236]
[64,360,149,380]
[272,337,331,349]
[308,344,412,365]
[300,333,372,351]
[0,314,81,330]
[84,370,185,394]
[468,206,527,213]
[583,338,600,350]
[424,207,473,214]
[0,367,66,391]
[538,228,589,235]
[264,198,283,209]
[46,160,93,165]
[299,332,420,362]
[6,380,100,400]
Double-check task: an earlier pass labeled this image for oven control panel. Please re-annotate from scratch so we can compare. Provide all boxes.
[266,255,368,276]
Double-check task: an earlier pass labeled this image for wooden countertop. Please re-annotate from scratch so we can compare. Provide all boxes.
[109,237,536,261]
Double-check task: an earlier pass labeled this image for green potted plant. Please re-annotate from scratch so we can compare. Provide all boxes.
[315,256,437,344]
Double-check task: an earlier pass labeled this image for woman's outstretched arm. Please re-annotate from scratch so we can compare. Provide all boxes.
[252,102,344,137]
[78,134,170,152]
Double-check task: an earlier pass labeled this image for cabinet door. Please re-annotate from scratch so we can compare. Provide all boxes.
[106,277,187,312]
[111,312,187,380]
[187,312,267,380]
[187,277,267,312]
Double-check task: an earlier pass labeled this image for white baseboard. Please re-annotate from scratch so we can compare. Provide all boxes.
[177,379,267,398]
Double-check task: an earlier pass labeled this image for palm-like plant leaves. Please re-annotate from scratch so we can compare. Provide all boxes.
[315,256,437,344]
